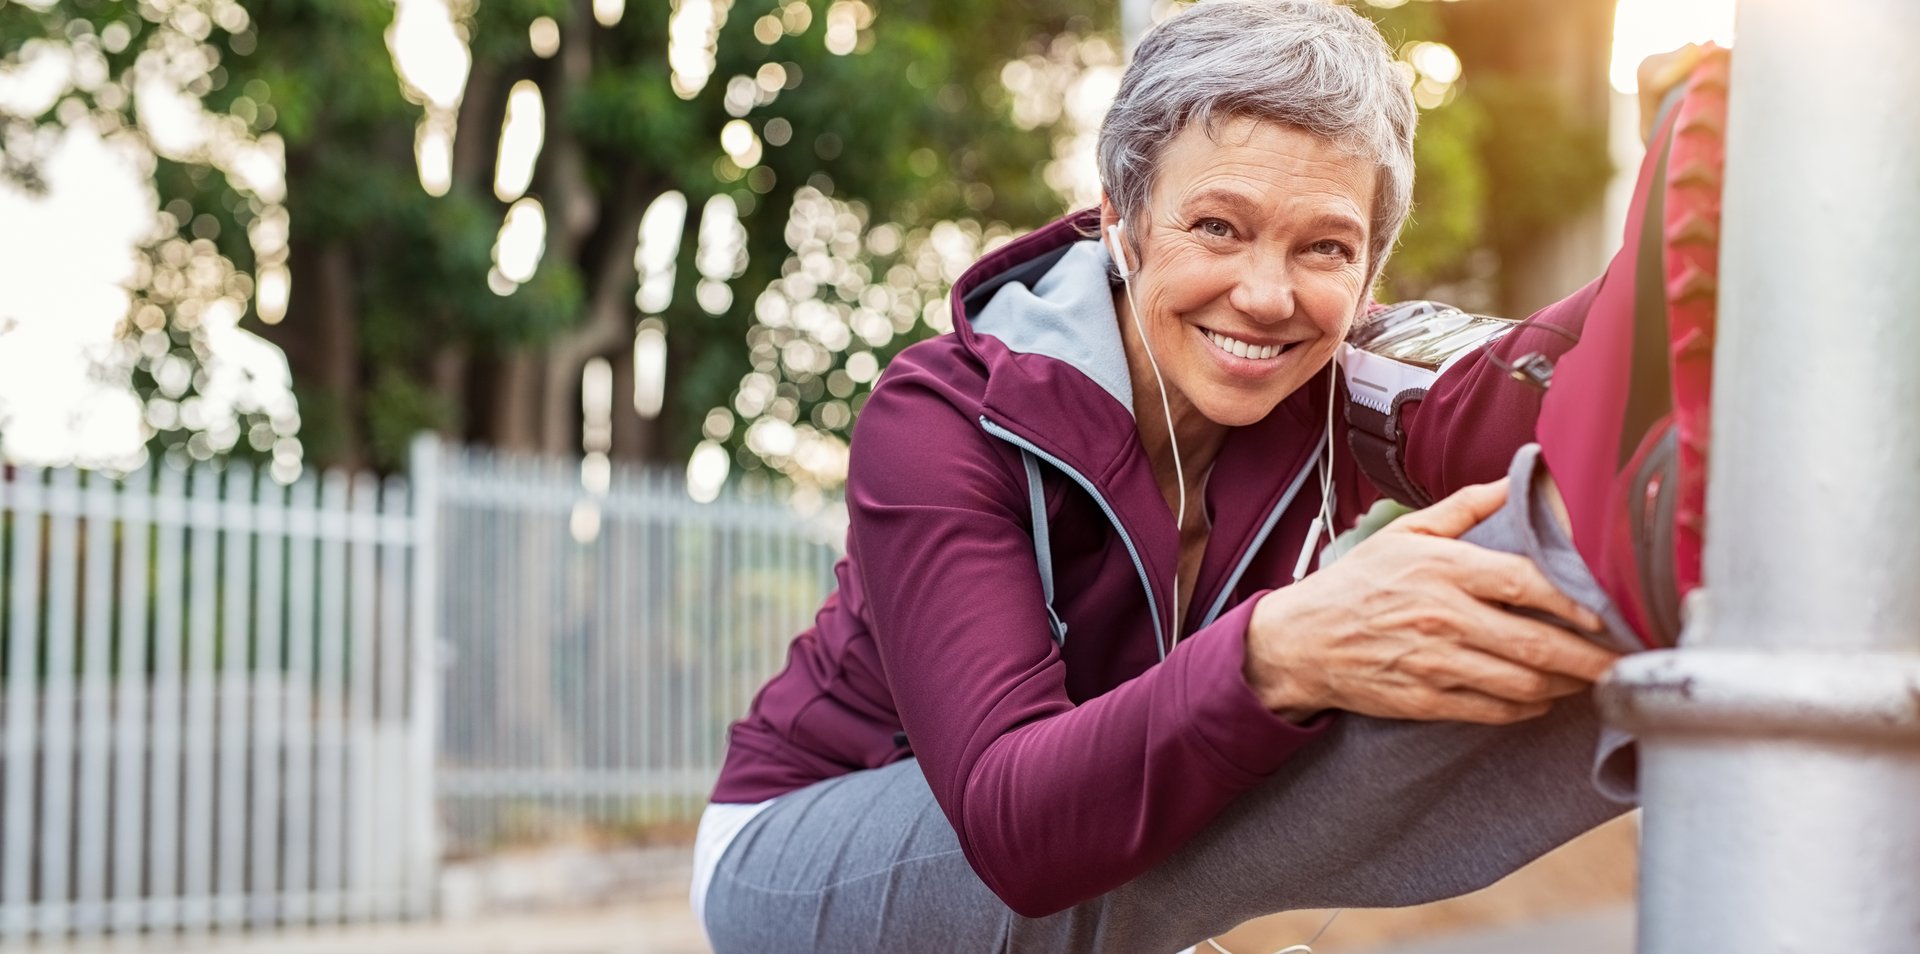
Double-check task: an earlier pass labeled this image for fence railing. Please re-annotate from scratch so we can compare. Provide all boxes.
[0,437,840,941]
[0,457,436,942]
[433,444,842,854]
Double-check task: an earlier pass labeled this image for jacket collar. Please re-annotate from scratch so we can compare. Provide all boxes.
[950,210,1329,634]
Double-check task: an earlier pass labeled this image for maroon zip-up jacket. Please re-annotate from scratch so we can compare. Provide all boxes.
[710,210,1611,917]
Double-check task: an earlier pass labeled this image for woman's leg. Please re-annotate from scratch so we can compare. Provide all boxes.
[704,710,1623,953]
[705,531,1629,954]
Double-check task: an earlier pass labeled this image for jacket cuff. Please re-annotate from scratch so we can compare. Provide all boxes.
[1175,590,1332,783]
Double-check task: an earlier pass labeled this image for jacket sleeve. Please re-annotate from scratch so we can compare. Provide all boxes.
[846,356,1327,917]
[1391,92,1686,504]
[1392,273,1610,500]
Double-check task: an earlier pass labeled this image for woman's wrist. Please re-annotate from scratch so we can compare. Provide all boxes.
[1244,589,1326,722]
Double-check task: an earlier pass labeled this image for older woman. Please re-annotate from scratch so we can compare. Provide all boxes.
[694,2,1706,950]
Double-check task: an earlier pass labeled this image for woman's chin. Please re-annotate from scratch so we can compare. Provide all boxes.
[1194,392,1287,429]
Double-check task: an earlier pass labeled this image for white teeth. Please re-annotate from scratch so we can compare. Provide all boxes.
[1205,329,1285,361]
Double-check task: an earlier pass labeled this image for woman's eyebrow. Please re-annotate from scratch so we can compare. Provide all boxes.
[1180,188,1262,217]
[1302,212,1367,238]
[1181,189,1367,237]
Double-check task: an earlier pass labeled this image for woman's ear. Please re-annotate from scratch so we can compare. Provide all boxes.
[1097,192,1136,278]
[1098,192,1121,234]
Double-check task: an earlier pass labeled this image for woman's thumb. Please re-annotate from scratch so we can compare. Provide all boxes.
[1392,477,1509,539]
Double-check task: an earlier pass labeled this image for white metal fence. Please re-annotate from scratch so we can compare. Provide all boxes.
[0,437,839,940]
[434,445,842,854]
[0,456,437,941]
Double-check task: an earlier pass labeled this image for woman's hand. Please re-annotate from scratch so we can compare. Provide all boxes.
[1244,478,1621,725]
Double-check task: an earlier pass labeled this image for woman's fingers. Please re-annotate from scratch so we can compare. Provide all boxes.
[1443,545,1606,632]
[1251,475,1629,723]
[1390,637,1597,702]
[1456,599,1620,683]
[1389,478,1509,539]
[1414,644,1593,703]
[1403,686,1553,726]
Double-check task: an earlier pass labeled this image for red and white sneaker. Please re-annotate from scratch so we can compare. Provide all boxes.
[1536,49,1730,648]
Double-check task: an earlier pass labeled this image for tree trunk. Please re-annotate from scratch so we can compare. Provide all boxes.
[534,176,654,455]
[430,342,469,442]
[1440,0,1616,317]
[265,240,364,470]
[491,351,543,452]
[608,342,662,463]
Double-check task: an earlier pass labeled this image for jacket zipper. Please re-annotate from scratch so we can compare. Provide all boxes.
[981,417,1324,653]
[980,416,1169,659]
[1194,433,1325,630]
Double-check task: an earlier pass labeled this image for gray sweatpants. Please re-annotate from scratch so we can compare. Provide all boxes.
[703,446,1637,953]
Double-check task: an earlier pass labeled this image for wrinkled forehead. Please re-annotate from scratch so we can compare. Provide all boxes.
[1141,117,1377,226]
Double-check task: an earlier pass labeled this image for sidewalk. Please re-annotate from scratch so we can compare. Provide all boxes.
[34,815,1637,954]
[34,902,1629,954]
[1358,906,1631,954]
[42,897,708,954]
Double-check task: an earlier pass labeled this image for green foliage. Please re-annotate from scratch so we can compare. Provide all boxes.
[1383,88,1488,298]
[1470,77,1614,254]
[3,0,1613,484]
[365,368,455,471]
[1355,0,1611,310]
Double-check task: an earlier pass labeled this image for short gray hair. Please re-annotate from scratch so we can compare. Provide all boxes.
[1096,0,1417,285]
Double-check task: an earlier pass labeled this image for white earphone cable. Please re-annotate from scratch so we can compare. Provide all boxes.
[1203,908,1344,954]
[1292,355,1340,581]
[1109,222,1187,652]
[1110,225,1345,954]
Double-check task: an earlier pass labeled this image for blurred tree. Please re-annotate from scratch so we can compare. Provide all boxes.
[1433,0,1616,315]
[1,0,1078,479]
[1360,0,1614,315]
[1,0,1610,486]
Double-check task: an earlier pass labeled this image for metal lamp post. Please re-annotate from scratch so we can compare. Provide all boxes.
[1597,0,1920,950]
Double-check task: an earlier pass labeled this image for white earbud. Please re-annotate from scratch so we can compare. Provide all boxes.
[1106,221,1132,280]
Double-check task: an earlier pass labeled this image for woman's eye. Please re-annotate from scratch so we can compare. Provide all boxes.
[1195,218,1234,238]
[1310,239,1356,260]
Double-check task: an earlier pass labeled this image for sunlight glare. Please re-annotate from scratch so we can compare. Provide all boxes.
[634,319,669,419]
[669,0,732,99]
[415,115,454,196]
[492,197,548,285]
[387,0,471,112]
[635,191,689,313]
[1610,0,1736,93]
[594,0,627,28]
[687,439,730,503]
[494,80,546,202]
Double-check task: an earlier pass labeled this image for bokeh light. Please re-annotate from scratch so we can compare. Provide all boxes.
[493,81,546,202]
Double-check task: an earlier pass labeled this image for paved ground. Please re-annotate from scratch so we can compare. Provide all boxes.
[1356,906,1631,954]
[33,903,1630,954]
[31,816,1638,953]
[43,897,709,954]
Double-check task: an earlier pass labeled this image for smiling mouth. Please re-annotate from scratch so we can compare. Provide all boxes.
[1201,328,1297,361]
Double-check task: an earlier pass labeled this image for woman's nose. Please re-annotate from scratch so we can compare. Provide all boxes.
[1228,256,1297,323]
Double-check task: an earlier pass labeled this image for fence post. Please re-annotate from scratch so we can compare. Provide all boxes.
[2,467,44,942]
[406,433,443,918]
[1597,2,1920,950]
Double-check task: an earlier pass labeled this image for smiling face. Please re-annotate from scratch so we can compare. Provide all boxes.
[1106,117,1376,432]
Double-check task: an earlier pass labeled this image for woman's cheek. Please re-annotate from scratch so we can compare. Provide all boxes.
[1304,269,1365,336]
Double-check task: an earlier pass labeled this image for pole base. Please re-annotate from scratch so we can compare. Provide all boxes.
[1600,648,1920,952]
